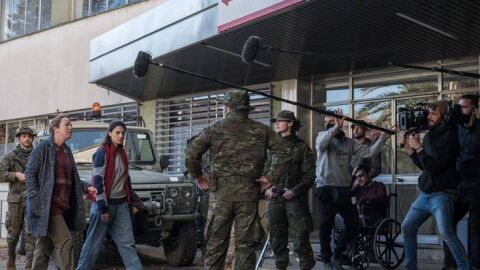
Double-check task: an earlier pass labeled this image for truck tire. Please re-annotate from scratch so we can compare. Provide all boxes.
[163,222,197,266]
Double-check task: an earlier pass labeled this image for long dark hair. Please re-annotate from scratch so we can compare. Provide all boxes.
[104,120,127,146]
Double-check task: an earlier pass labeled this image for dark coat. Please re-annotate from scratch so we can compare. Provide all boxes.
[457,119,480,193]
[25,135,88,237]
[409,123,460,193]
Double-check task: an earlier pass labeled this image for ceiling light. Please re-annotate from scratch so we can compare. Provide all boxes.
[396,12,458,40]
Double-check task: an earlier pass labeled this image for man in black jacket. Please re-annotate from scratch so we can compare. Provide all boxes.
[399,100,469,270]
[443,94,480,270]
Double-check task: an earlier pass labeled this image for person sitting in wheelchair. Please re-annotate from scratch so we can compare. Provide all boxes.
[351,165,387,227]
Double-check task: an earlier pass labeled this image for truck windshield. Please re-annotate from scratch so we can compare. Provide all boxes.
[125,131,155,164]
[68,130,105,153]
[68,129,156,164]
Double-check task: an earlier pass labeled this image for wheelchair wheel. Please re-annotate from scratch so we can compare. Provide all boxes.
[351,231,370,270]
[373,218,404,269]
[352,254,369,270]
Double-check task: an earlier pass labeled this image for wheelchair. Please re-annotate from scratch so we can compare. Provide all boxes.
[335,193,405,270]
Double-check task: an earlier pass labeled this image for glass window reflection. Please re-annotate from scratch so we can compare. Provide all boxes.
[354,79,438,100]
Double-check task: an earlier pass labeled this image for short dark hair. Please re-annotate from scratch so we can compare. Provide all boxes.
[354,165,371,176]
[48,115,69,134]
[460,94,479,108]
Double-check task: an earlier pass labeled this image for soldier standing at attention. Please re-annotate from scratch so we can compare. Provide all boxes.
[186,90,292,270]
[0,127,37,270]
[265,110,316,270]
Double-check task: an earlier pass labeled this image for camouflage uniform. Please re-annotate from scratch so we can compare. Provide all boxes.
[267,111,315,270]
[185,90,292,270]
[0,127,36,269]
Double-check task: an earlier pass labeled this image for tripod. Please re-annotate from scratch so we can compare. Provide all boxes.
[255,209,273,270]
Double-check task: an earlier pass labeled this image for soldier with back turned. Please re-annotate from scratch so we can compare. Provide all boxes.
[185,90,292,270]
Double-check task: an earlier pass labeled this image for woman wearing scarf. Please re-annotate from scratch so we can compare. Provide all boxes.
[76,121,143,270]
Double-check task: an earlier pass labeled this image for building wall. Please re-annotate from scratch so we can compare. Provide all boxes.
[0,0,167,239]
[0,0,167,121]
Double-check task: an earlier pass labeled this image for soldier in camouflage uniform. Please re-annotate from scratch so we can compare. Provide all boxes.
[185,90,292,270]
[265,110,315,270]
[0,127,37,270]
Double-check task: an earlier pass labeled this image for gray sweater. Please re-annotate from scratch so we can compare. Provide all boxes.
[315,126,383,188]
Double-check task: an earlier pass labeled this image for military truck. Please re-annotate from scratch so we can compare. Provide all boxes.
[38,121,198,266]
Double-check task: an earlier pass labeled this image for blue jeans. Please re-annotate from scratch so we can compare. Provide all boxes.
[76,202,143,270]
[401,192,468,270]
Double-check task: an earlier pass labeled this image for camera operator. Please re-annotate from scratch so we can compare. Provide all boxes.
[315,109,391,269]
[399,100,469,270]
[443,94,480,270]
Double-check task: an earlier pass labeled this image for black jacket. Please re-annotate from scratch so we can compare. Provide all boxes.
[457,118,480,192]
[409,123,460,193]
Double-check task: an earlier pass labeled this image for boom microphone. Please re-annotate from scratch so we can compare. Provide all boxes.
[240,36,352,65]
[133,51,156,78]
[133,50,394,134]
[241,36,262,64]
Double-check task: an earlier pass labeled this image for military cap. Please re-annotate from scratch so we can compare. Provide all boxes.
[223,90,255,111]
[272,110,302,128]
[15,127,37,137]
[351,120,370,130]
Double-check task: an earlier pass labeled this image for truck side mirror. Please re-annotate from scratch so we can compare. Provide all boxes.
[159,155,169,172]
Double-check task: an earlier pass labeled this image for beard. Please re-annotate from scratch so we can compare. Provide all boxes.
[353,133,364,139]
[460,113,473,124]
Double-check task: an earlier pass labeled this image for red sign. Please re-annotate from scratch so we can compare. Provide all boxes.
[217,0,304,32]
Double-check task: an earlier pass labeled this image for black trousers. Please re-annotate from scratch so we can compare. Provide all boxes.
[443,192,480,267]
[316,186,359,259]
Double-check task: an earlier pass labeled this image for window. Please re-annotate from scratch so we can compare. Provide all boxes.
[0,124,5,158]
[0,103,137,157]
[353,101,393,174]
[63,102,138,126]
[6,122,19,153]
[354,77,438,100]
[125,131,155,163]
[395,96,438,175]
[68,129,106,153]
[442,61,479,91]
[2,0,52,40]
[2,0,145,40]
[80,0,141,17]
[156,89,272,174]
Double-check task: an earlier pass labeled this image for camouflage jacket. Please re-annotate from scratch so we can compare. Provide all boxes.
[0,145,31,203]
[270,135,315,197]
[185,110,293,201]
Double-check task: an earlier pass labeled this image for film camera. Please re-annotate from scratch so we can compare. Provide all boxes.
[397,100,462,135]
[397,102,430,134]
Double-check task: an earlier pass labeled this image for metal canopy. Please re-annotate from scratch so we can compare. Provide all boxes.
[90,0,480,101]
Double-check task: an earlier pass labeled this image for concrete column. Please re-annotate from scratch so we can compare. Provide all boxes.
[272,79,312,145]
[138,100,156,135]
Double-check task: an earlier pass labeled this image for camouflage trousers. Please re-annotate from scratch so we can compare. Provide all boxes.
[204,200,263,270]
[5,201,36,267]
[267,198,315,270]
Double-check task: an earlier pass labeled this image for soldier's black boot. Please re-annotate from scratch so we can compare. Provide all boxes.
[16,232,26,256]
[7,244,16,270]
